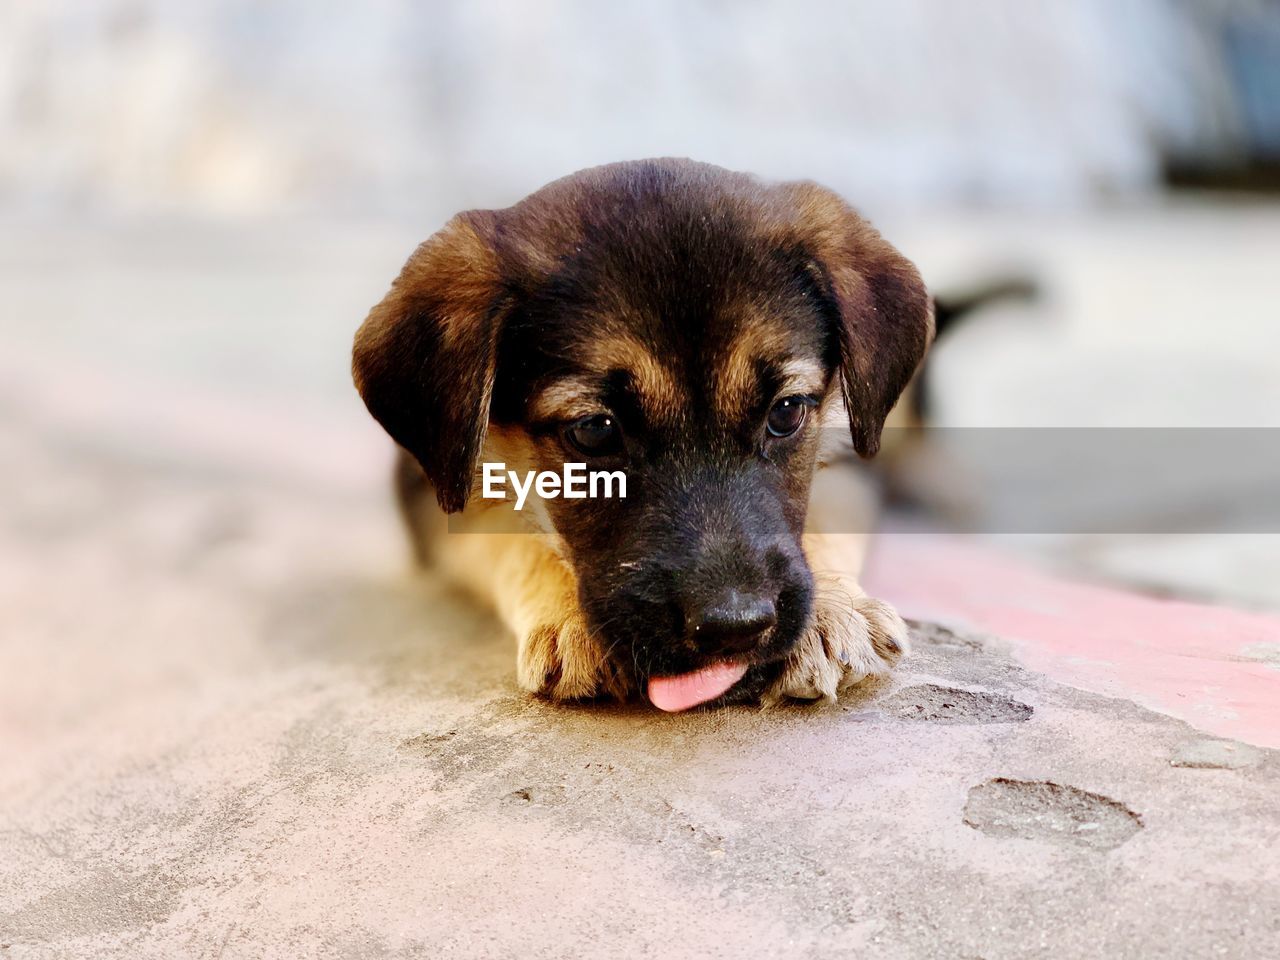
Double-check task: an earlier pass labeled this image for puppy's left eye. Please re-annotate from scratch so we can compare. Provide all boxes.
[766,396,812,438]
[564,414,624,456]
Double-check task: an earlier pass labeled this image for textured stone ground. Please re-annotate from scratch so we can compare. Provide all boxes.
[3,426,1276,957]
[3,210,1279,958]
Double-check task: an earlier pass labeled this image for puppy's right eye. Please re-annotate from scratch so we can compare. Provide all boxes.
[765,396,812,438]
[563,414,624,457]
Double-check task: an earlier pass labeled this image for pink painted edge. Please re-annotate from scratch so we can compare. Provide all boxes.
[862,535,1280,749]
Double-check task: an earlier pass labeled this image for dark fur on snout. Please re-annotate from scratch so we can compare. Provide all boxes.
[354,159,932,699]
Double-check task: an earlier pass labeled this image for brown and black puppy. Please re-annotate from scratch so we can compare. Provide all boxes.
[353,159,932,711]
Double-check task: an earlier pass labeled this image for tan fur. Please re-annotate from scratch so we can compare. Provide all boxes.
[529,334,682,425]
[778,358,828,396]
[529,377,605,423]
[472,425,558,535]
[442,529,626,701]
[715,320,789,418]
[420,427,629,701]
[585,334,681,421]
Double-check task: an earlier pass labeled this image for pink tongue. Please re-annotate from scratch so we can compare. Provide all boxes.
[647,661,749,712]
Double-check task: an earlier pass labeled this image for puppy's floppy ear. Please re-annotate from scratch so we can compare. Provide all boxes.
[352,211,506,513]
[787,184,934,458]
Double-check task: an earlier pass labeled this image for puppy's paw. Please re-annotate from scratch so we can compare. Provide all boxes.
[516,614,625,701]
[764,594,909,705]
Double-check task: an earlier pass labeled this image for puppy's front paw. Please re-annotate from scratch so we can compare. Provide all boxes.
[764,593,909,705]
[516,614,625,701]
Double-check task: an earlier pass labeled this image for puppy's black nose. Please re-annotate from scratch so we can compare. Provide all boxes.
[688,591,777,656]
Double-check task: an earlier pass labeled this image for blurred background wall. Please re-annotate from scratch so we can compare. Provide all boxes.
[3,0,1277,220]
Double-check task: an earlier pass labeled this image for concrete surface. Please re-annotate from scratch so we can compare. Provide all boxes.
[3,208,1280,958]
[3,423,1277,957]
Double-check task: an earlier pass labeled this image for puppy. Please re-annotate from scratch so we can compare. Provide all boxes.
[353,159,932,711]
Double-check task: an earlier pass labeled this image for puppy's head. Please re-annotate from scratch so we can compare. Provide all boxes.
[354,160,931,700]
